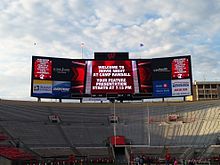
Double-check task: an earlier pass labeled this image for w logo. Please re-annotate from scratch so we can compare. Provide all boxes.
[107,53,116,59]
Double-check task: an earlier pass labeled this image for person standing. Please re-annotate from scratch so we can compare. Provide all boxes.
[174,159,178,165]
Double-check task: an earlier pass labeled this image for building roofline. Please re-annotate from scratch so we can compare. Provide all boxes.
[194,81,220,85]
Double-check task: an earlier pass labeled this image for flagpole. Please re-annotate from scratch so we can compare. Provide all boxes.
[81,42,84,59]
[139,43,144,59]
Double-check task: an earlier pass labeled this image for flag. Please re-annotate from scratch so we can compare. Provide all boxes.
[140,43,144,47]
[81,42,85,47]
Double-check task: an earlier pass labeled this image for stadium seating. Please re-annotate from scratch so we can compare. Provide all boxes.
[0,99,220,162]
[0,146,34,160]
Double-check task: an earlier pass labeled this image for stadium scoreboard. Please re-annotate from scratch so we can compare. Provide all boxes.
[31,54,192,100]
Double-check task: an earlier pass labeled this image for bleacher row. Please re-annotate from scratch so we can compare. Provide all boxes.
[0,99,220,160]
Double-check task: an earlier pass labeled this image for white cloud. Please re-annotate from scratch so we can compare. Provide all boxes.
[0,0,220,100]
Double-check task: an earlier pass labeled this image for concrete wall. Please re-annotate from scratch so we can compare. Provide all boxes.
[0,156,12,165]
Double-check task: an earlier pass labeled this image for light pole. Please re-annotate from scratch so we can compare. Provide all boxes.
[113,99,116,146]
[147,103,151,146]
[81,42,85,59]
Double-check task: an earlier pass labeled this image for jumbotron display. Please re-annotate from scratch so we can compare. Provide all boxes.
[31,55,192,99]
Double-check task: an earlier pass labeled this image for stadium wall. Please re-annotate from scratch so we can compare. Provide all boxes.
[0,156,11,165]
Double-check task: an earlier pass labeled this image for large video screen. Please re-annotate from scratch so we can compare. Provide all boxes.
[91,60,134,94]
[31,55,192,99]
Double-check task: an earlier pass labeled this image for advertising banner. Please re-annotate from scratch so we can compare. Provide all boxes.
[52,81,71,98]
[172,79,191,96]
[32,80,52,97]
[33,80,71,98]
[153,80,172,97]
[52,59,72,81]
[152,58,171,80]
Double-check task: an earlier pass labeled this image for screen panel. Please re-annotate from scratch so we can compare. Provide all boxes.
[32,57,87,98]
[152,58,171,81]
[71,60,86,94]
[34,58,52,80]
[171,57,190,79]
[91,60,134,95]
[136,60,152,94]
[151,56,192,98]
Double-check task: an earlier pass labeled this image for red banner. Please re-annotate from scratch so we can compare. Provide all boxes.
[110,136,125,145]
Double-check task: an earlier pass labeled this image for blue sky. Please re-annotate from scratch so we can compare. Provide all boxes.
[0,0,220,100]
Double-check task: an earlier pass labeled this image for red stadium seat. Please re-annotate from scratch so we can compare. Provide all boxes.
[0,146,33,160]
[0,133,8,141]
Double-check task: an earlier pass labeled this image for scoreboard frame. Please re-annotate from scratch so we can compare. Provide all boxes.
[31,55,193,100]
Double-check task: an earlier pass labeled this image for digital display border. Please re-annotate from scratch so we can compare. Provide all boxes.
[31,55,193,99]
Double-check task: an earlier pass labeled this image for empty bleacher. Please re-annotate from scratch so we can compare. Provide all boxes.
[0,99,220,160]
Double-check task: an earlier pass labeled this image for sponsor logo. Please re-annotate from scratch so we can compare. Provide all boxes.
[172,82,189,88]
[33,80,52,93]
[33,85,40,91]
[163,83,168,88]
[33,84,52,94]
[53,67,70,74]
[107,53,116,59]
[155,83,169,88]
[52,81,71,97]
[153,80,172,97]
[53,87,69,92]
[153,67,170,73]
[172,79,191,96]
